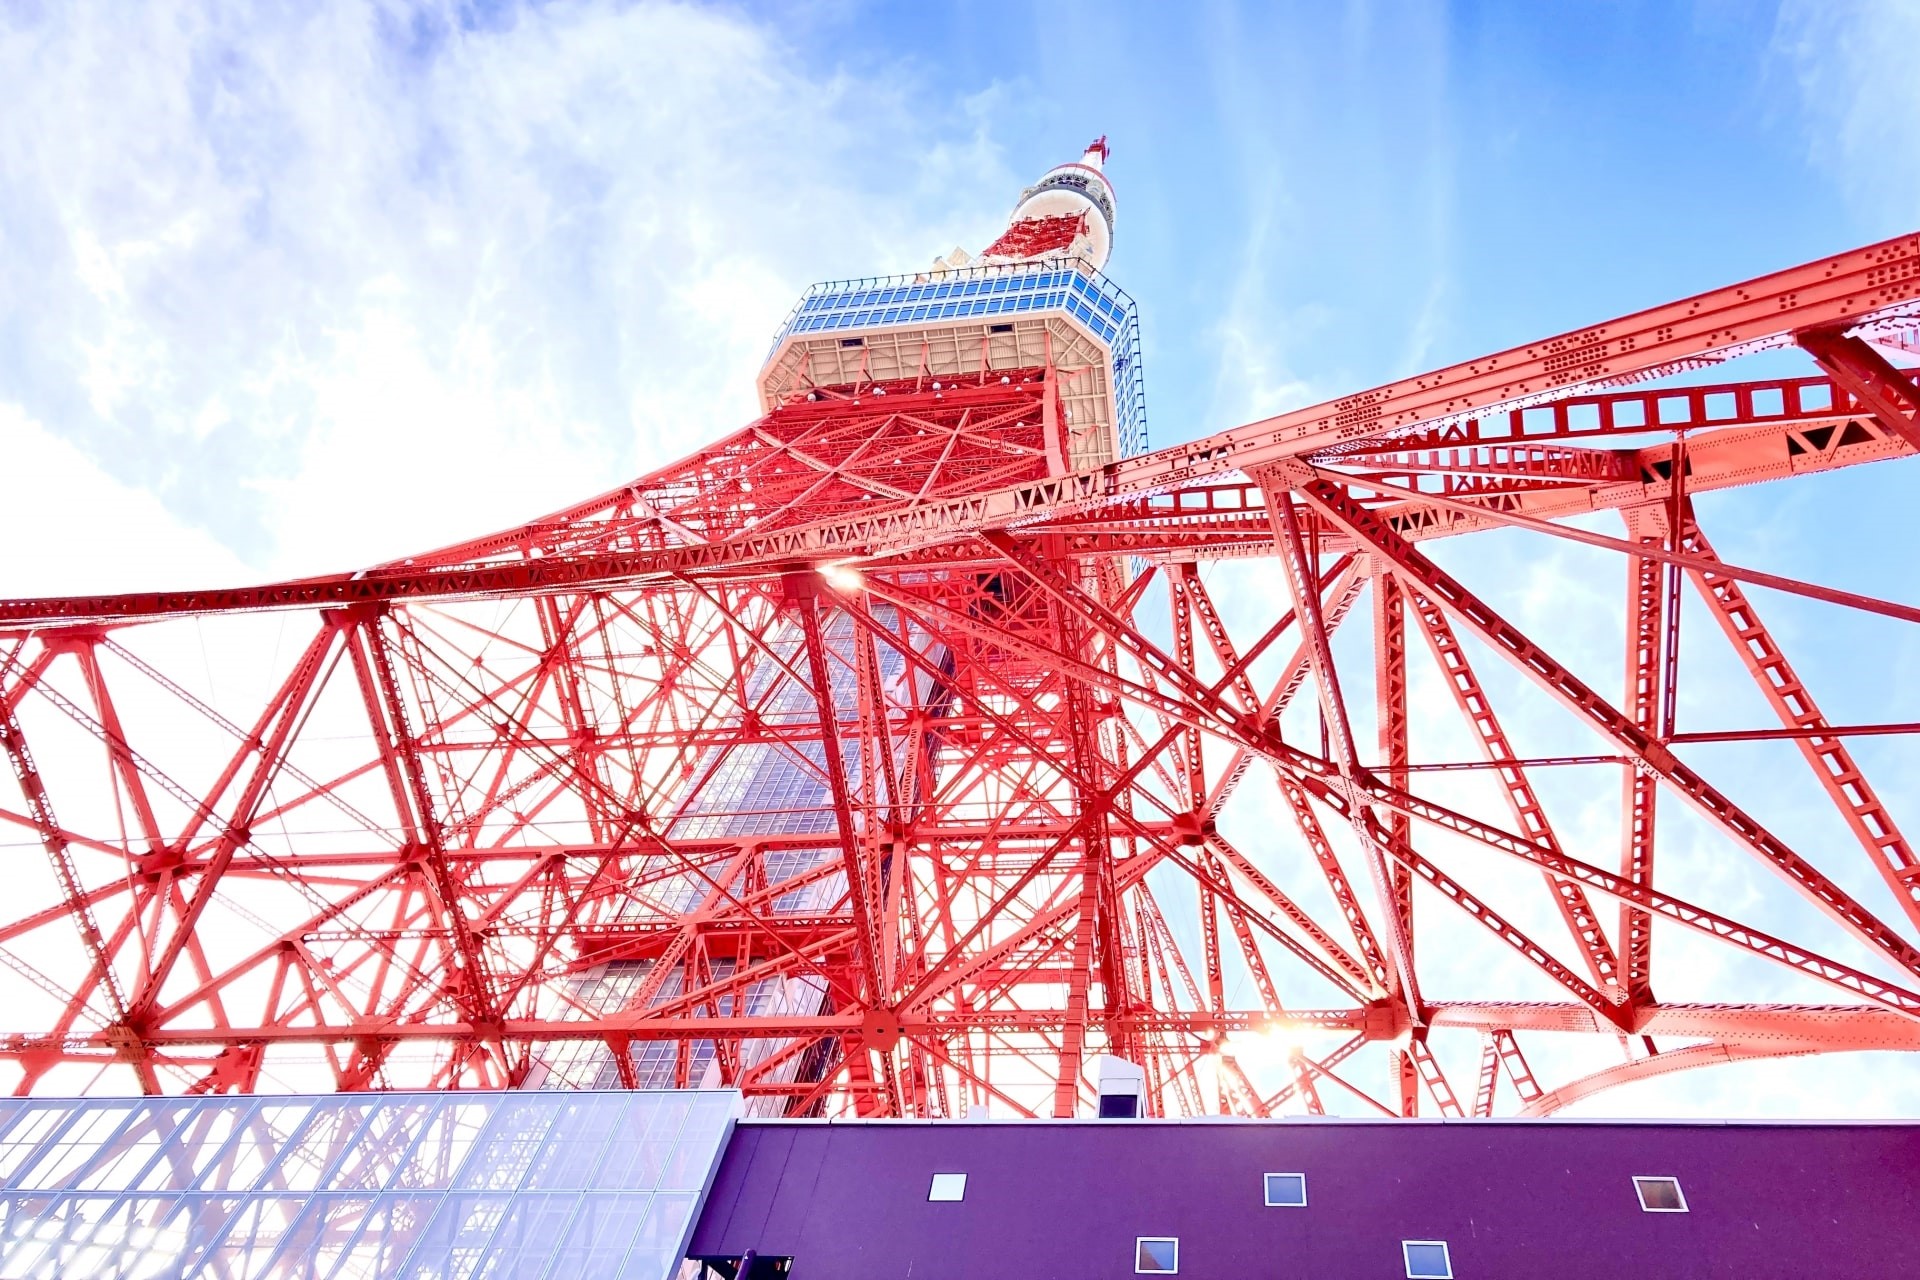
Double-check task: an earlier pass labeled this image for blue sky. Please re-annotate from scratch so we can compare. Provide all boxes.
[3,1,1911,575]
[749,1,1913,439]
[1,0,1918,1114]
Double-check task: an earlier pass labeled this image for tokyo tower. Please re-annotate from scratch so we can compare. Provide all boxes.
[4,139,1920,1120]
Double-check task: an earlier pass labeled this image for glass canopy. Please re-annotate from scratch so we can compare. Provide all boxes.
[0,1088,738,1279]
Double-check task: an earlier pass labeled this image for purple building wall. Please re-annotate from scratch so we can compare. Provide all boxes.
[687,1117,1920,1278]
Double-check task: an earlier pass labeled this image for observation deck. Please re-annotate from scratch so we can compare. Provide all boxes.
[759,140,1146,472]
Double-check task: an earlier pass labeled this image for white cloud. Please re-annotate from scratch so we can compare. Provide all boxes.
[0,404,250,596]
[1772,1,1920,221]
[0,0,1016,581]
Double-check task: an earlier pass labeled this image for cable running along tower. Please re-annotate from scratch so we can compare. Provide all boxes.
[5,142,1920,1118]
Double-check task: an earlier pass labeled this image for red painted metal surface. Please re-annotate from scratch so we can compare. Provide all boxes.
[2,230,1920,1116]
[982,213,1089,259]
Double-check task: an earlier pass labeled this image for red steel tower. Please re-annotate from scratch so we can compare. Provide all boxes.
[4,143,1920,1118]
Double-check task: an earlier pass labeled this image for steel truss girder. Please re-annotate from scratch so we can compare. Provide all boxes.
[0,230,1917,1117]
[1669,510,1920,932]
[1282,470,1920,986]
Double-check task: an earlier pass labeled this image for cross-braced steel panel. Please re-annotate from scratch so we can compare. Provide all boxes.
[2,231,1919,1118]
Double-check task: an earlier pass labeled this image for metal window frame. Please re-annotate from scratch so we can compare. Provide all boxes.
[1262,1171,1308,1207]
[1632,1174,1690,1213]
[927,1172,966,1202]
[1134,1235,1179,1274]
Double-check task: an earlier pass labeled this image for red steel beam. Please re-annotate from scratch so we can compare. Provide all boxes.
[1290,470,1920,986]
[1674,511,1920,933]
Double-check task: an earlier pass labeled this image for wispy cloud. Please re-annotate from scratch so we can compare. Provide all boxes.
[1771,1,1920,222]
[0,0,1014,582]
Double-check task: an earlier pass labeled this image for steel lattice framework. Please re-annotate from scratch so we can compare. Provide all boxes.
[3,217,1920,1118]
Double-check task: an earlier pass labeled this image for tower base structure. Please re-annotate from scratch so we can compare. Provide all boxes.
[1,148,1919,1127]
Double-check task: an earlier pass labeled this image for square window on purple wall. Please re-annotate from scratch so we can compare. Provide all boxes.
[1135,1236,1178,1274]
[1263,1172,1306,1207]
[1634,1175,1688,1212]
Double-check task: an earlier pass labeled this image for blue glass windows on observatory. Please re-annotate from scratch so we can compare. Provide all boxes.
[0,1088,736,1280]
[781,266,1135,346]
